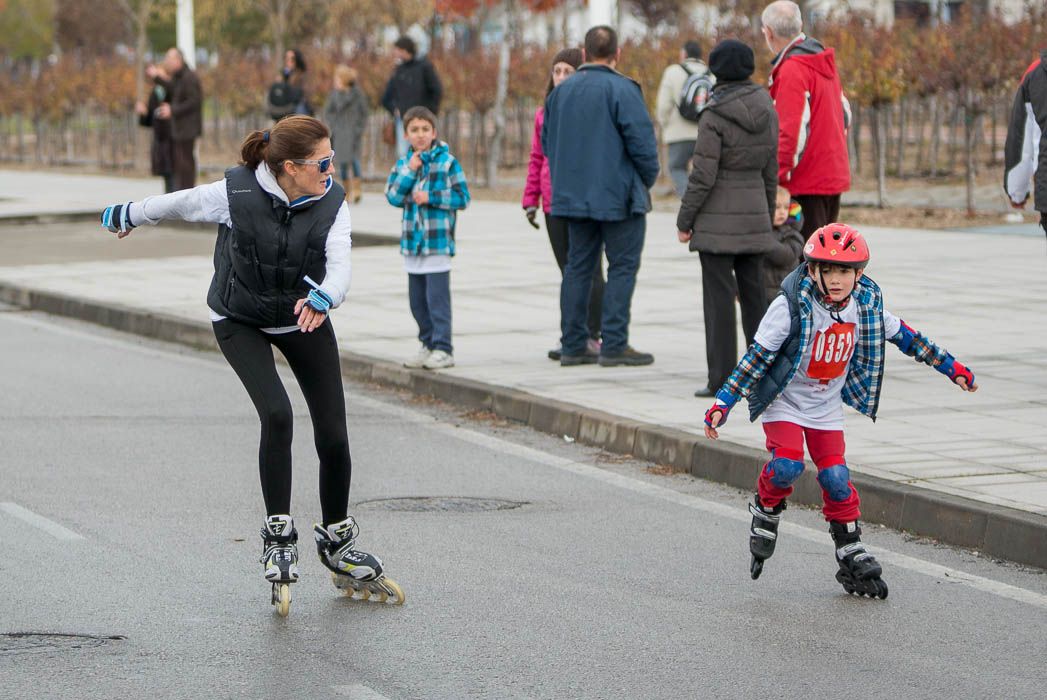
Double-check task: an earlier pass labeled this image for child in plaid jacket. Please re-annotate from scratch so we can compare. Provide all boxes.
[385,106,470,370]
[702,223,977,597]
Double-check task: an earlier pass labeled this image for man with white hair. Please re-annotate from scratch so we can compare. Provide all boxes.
[761,1,850,237]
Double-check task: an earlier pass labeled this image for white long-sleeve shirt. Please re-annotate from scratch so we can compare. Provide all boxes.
[129,164,351,333]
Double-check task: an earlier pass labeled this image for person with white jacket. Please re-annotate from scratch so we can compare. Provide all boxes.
[656,40,711,197]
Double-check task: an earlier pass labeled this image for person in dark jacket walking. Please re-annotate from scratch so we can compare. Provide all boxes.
[381,36,443,158]
[135,63,174,193]
[324,65,370,204]
[676,39,778,397]
[1004,50,1047,240]
[99,115,404,615]
[542,25,660,367]
[157,48,202,191]
[761,1,850,237]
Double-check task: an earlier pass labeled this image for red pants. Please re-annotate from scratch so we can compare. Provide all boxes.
[758,421,860,522]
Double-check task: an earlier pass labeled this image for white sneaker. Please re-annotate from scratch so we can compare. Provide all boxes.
[403,345,431,369]
[423,349,455,369]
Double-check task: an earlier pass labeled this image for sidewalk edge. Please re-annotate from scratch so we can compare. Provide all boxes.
[3,280,1043,571]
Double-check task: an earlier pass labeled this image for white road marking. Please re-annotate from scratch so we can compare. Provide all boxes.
[331,684,394,699]
[1,502,84,541]
[353,394,1047,611]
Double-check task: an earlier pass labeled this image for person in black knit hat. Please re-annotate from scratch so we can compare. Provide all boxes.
[676,39,779,398]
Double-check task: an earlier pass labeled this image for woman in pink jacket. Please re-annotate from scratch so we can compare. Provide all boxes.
[522,47,604,361]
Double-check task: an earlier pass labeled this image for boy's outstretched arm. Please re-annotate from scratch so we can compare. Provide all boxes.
[427,158,471,211]
[385,159,417,208]
[888,315,978,392]
[704,342,779,439]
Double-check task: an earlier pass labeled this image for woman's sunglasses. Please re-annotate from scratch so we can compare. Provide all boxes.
[291,151,335,173]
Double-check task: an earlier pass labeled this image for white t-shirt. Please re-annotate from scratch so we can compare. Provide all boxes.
[753,295,901,430]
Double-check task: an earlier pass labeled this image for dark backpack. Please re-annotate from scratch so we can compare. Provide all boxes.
[266,81,303,120]
[677,64,714,122]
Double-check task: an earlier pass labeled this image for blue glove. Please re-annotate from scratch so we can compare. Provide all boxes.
[306,288,333,314]
[101,202,135,234]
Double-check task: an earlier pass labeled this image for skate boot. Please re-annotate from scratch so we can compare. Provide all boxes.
[749,495,785,580]
[260,514,299,617]
[829,520,888,599]
[314,516,405,605]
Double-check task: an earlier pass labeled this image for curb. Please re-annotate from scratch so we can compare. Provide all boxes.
[2,280,1044,571]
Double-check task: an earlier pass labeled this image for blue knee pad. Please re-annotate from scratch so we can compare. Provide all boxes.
[764,455,805,489]
[817,464,852,502]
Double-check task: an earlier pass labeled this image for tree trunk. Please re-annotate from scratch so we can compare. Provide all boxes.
[895,97,906,178]
[929,94,941,177]
[989,93,999,165]
[947,102,960,175]
[965,95,977,217]
[487,0,514,188]
[872,103,887,208]
[914,97,927,171]
[850,102,860,175]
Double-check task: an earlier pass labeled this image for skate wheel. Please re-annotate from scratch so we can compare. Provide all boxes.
[750,558,764,580]
[374,590,389,603]
[275,583,290,617]
[876,580,889,600]
[358,588,371,601]
[381,576,406,605]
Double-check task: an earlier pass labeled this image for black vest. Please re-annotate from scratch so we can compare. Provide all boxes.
[206,166,344,327]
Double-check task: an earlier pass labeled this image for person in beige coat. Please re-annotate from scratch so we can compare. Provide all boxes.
[656,40,712,197]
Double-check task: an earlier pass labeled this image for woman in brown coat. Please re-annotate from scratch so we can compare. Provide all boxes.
[676,39,778,397]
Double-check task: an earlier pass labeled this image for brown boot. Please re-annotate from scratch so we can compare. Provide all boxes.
[350,176,362,204]
[341,179,352,203]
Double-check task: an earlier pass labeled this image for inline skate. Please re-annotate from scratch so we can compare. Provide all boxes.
[314,515,405,605]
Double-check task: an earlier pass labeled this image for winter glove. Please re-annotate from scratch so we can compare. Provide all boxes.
[703,389,737,428]
[936,355,975,388]
[524,206,539,230]
[101,202,135,234]
[302,275,332,314]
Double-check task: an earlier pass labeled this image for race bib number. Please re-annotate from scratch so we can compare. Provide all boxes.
[807,322,856,382]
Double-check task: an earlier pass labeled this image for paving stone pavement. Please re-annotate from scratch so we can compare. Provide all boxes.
[2,169,1045,519]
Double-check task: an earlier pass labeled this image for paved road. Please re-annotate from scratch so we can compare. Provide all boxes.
[1,310,1045,699]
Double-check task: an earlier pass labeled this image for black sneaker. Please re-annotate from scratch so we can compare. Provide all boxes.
[598,346,654,367]
[693,386,715,398]
[547,345,562,361]
[560,347,599,366]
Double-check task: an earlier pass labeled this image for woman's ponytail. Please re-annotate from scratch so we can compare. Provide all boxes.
[240,130,269,169]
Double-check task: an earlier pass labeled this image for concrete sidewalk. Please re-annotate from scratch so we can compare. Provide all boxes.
[2,169,1045,567]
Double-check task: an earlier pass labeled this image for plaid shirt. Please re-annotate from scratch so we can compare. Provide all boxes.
[722,272,952,422]
[385,140,470,257]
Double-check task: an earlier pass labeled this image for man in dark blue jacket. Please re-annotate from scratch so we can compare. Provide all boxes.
[542,26,660,367]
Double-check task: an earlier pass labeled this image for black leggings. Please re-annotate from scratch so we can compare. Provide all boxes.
[544,212,604,339]
[213,318,351,524]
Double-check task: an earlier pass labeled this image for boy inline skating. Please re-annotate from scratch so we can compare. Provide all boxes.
[703,223,977,598]
[385,106,471,370]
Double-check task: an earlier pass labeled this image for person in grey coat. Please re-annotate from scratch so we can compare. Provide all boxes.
[676,39,778,397]
[323,65,370,203]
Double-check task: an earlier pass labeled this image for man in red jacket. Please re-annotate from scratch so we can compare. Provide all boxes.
[761,1,850,237]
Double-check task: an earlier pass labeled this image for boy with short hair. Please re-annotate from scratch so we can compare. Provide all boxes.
[763,186,804,302]
[703,223,977,598]
[385,106,470,370]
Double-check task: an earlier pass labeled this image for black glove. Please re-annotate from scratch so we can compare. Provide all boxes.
[524,206,539,230]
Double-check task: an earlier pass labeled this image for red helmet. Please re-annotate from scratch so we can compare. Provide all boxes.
[803,223,870,268]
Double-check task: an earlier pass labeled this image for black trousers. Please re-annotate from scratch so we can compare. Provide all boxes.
[213,318,351,524]
[793,194,841,239]
[171,139,197,191]
[545,212,604,340]
[699,252,768,391]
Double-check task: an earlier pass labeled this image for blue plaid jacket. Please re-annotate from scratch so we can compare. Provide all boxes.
[385,140,470,257]
[721,267,952,422]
